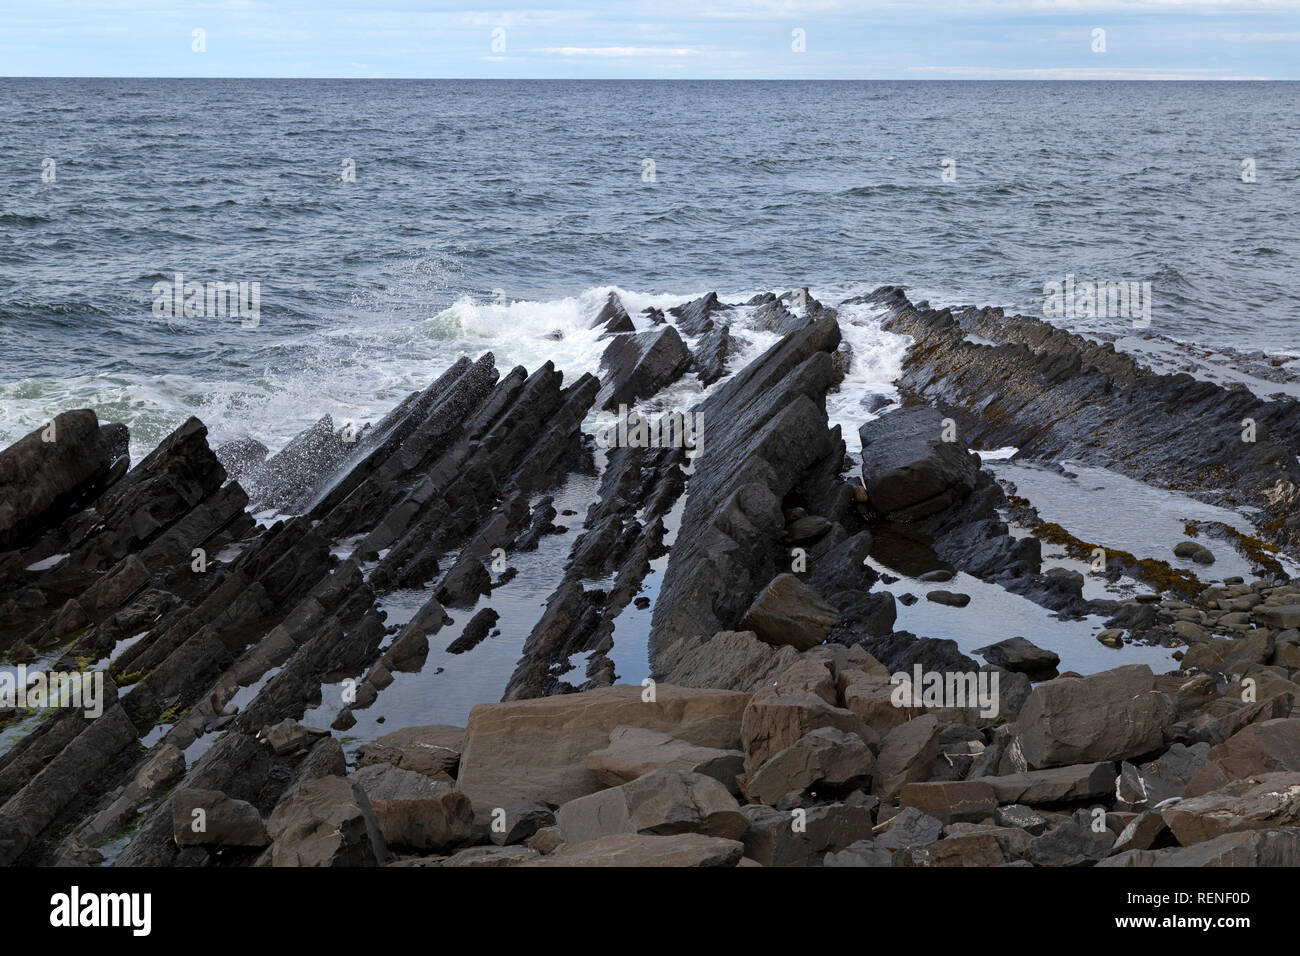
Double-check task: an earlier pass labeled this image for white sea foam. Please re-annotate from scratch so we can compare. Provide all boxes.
[0,287,912,467]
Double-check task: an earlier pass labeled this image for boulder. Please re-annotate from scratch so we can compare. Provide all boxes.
[898,781,997,825]
[975,636,1060,675]
[488,802,555,847]
[740,685,874,776]
[356,724,463,781]
[171,789,269,848]
[1184,718,1300,797]
[876,807,943,851]
[823,840,894,867]
[654,630,804,692]
[969,763,1116,805]
[902,832,1007,867]
[738,574,838,651]
[840,669,920,734]
[1173,540,1215,565]
[457,685,749,813]
[1254,605,1300,631]
[520,833,744,867]
[585,726,745,791]
[441,845,541,867]
[1025,819,1114,866]
[743,727,874,805]
[591,291,636,335]
[266,776,387,866]
[873,715,941,800]
[0,410,125,549]
[555,770,746,845]
[858,407,980,520]
[1162,772,1300,845]
[350,763,473,851]
[1100,828,1300,867]
[1012,665,1173,769]
[668,292,727,336]
[740,802,877,866]
[597,325,692,411]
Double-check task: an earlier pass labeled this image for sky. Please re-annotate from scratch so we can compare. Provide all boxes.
[2,0,1299,79]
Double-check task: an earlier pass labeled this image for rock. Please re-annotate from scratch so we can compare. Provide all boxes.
[740,802,876,866]
[171,789,269,848]
[787,515,832,543]
[1100,828,1300,867]
[261,719,328,757]
[840,668,919,734]
[1193,692,1294,747]
[994,804,1048,835]
[737,574,838,651]
[740,680,874,776]
[441,845,540,867]
[859,630,978,676]
[925,590,971,608]
[1173,540,1215,565]
[457,684,749,813]
[591,291,635,335]
[875,807,944,851]
[898,781,997,825]
[0,410,125,550]
[1184,718,1300,797]
[350,763,473,851]
[1162,772,1300,845]
[214,435,269,483]
[1172,620,1208,643]
[744,727,874,805]
[823,840,894,867]
[357,724,464,781]
[1254,605,1300,630]
[586,726,744,791]
[266,776,387,867]
[692,324,736,387]
[446,607,499,654]
[1097,629,1124,648]
[245,414,354,512]
[488,802,555,846]
[526,826,564,855]
[555,769,746,845]
[667,292,727,336]
[970,763,1116,805]
[136,745,187,794]
[654,630,804,692]
[918,569,954,582]
[1120,742,1211,807]
[1110,811,1171,854]
[1012,665,1173,769]
[858,406,980,520]
[1025,819,1114,866]
[902,832,1007,867]
[520,833,744,867]
[975,636,1060,675]
[597,325,692,411]
[873,715,941,800]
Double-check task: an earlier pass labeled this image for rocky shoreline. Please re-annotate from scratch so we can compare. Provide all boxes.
[2,286,1299,867]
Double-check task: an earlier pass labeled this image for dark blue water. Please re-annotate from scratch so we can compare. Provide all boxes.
[3,78,1298,456]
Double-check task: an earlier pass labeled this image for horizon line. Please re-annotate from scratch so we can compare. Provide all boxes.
[2,75,1295,82]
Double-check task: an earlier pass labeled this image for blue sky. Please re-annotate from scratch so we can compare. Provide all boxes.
[3,0,1299,79]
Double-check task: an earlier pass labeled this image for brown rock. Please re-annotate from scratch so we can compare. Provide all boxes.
[456,684,749,813]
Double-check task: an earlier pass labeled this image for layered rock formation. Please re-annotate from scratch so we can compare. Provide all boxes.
[2,284,1299,867]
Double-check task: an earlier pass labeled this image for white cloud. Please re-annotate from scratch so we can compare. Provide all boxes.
[534,45,702,55]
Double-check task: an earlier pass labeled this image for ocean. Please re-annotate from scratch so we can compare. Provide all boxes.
[2,78,1298,462]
